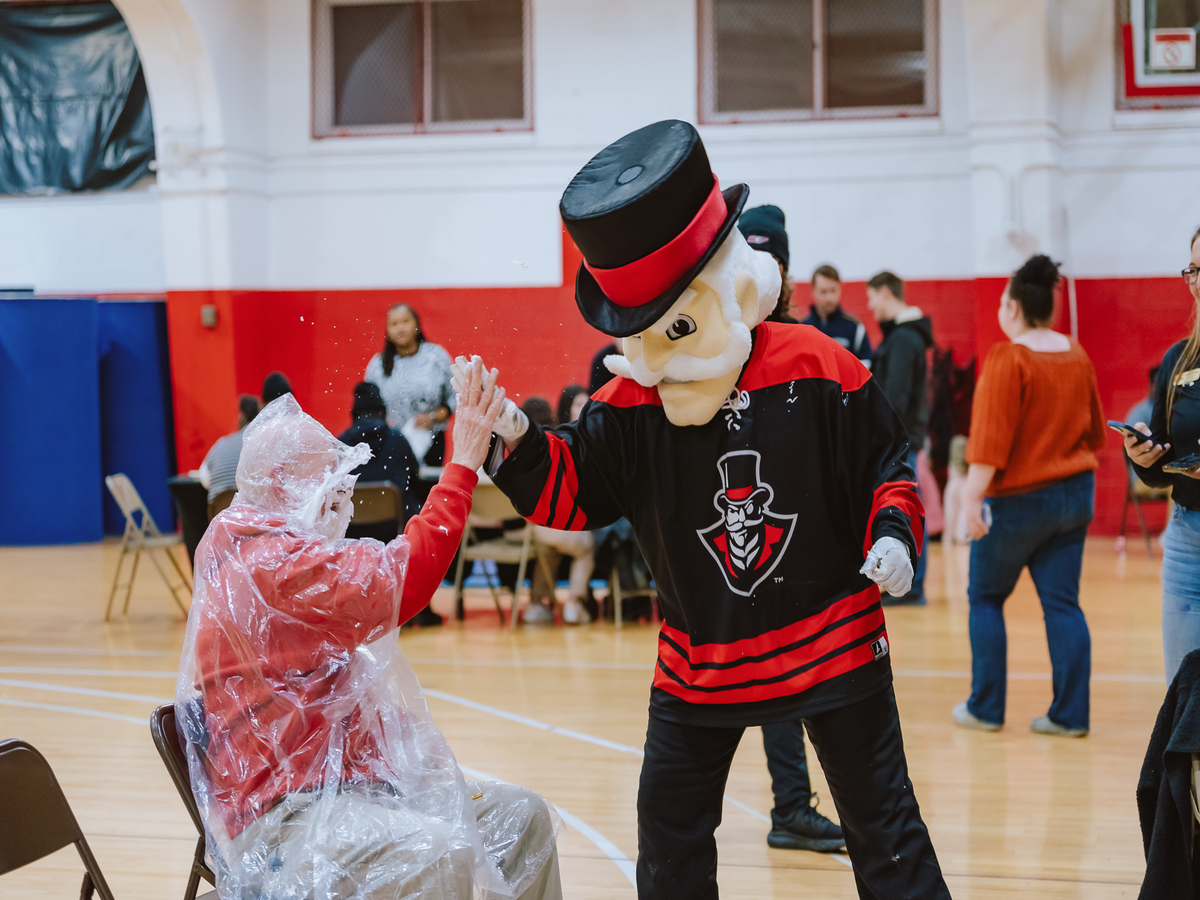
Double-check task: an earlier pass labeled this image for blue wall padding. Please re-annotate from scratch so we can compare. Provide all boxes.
[99,301,176,534]
[0,298,103,544]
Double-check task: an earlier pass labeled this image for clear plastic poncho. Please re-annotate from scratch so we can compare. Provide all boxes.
[177,395,555,899]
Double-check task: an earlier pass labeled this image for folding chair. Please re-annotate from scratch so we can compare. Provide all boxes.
[346,480,404,542]
[205,488,236,521]
[607,565,658,630]
[452,478,550,628]
[1117,462,1171,558]
[150,704,219,900]
[0,739,116,900]
[105,474,192,621]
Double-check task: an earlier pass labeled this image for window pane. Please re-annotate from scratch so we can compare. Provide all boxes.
[1144,0,1200,75]
[714,0,813,112]
[431,0,524,123]
[333,3,420,127]
[825,0,924,108]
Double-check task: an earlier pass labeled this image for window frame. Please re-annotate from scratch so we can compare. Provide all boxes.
[312,0,533,138]
[697,0,939,125]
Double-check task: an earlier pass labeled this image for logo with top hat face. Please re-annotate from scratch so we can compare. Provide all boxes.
[697,451,797,597]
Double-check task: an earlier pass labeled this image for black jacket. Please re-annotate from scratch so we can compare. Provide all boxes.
[492,323,923,727]
[801,305,872,363]
[1137,649,1200,899]
[338,418,421,519]
[1133,340,1200,512]
[872,313,934,449]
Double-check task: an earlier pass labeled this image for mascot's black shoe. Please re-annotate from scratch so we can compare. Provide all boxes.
[767,799,846,852]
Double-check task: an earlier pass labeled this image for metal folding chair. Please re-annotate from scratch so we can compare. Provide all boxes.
[104,473,192,620]
[452,478,551,628]
[346,480,404,542]
[0,739,116,900]
[205,488,236,521]
[150,704,219,900]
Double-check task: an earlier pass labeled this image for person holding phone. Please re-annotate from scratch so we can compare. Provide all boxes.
[955,255,1106,737]
[1125,225,1200,683]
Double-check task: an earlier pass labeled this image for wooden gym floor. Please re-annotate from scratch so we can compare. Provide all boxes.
[0,536,1164,899]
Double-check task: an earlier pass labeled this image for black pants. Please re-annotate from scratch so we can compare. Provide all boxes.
[637,687,951,900]
[761,718,811,829]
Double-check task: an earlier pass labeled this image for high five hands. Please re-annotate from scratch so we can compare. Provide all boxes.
[451,356,529,450]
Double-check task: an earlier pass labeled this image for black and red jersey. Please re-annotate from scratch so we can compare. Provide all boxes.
[492,322,923,727]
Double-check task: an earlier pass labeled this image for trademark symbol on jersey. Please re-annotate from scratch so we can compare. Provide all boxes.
[697,451,797,598]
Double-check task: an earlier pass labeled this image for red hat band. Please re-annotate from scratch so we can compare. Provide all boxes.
[583,177,725,309]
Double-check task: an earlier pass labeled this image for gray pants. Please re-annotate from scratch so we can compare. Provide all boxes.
[226,781,561,900]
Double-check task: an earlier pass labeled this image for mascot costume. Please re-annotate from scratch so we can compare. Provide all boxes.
[458,120,951,899]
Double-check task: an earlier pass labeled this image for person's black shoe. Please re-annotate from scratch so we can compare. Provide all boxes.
[409,607,444,627]
[767,798,845,852]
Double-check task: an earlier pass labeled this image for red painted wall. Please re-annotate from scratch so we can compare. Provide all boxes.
[164,238,1196,535]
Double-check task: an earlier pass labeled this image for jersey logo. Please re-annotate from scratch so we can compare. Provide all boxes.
[697,450,797,597]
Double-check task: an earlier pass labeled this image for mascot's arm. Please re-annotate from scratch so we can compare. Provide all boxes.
[491,402,628,531]
[837,377,925,568]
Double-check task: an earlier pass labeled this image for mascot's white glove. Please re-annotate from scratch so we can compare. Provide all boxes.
[451,355,529,444]
[859,536,914,597]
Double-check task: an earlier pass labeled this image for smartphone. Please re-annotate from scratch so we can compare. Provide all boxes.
[1163,452,1200,474]
[1107,420,1153,445]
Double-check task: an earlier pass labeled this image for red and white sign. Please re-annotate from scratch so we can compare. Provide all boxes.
[1150,28,1197,71]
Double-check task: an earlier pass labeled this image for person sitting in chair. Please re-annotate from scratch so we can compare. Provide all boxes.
[176,361,561,900]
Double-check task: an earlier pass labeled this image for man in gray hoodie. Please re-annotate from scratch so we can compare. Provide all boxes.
[867,271,934,605]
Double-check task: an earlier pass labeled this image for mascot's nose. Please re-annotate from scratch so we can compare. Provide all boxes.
[640,333,676,374]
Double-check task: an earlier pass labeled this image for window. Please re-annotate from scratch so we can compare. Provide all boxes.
[1118,0,1200,109]
[698,0,937,123]
[313,0,530,136]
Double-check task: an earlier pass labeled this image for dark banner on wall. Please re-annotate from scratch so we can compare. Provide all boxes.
[0,2,155,195]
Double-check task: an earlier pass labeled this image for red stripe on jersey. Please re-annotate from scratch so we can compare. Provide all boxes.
[653,625,886,704]
[530,433,586,530]
[657,584,880,666]
[592,376,663,409]
[739,322,872,394]
[864,481,924,556]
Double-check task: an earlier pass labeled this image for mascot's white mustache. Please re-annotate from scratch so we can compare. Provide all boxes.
[605,321,753,387]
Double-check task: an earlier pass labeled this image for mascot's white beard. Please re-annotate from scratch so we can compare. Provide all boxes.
[604,321,752,387]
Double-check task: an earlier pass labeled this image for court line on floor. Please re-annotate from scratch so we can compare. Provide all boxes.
[458,763,637,889]
[0,696,146,725]
[0,678,170,705]
[423,688,855,871]
[0,644,179,658]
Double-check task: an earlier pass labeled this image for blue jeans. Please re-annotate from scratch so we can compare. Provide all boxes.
[907,450,927,600]
[967,471,1094,730]
[1162,505,1200,684]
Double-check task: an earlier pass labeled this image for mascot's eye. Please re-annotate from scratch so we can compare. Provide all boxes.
[667,315,697,341]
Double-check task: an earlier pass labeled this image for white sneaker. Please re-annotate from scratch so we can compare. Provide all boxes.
[952,701,1001,732]
[562,599,592,625]
[522,602,553,625]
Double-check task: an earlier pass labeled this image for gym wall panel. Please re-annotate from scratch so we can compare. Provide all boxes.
[98,301,176,534]
[0,298,102,544]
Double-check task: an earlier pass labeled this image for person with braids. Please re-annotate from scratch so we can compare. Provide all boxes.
[1126,226,1200,683]
[365,303,456,466]
[954,254,1105,738]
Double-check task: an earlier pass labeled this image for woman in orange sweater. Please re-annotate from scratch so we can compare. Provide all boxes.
[953,255,1106,737]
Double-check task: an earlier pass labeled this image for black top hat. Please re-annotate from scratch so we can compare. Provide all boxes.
[561,120,749,338]
[715,451,772,510]
[350,381,387,421]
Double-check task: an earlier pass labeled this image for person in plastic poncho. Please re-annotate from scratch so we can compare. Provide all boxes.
[176,361,561,900]
[458,121,952,899]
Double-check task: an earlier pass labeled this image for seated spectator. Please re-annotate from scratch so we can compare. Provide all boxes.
[338,382,421,521]
[523,393,596,626]
[197,395,260,503]
[177,366,561,900]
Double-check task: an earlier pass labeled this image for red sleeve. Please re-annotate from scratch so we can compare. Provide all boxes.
[396,463,477,624]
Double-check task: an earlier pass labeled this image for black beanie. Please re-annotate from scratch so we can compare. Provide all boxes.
[262,371,292,405]
[350,382,387,421]
[737,204,789,269]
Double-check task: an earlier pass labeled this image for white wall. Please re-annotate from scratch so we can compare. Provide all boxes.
[3,0,1200,295]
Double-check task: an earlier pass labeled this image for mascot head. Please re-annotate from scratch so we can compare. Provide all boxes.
[561,120,780,427]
